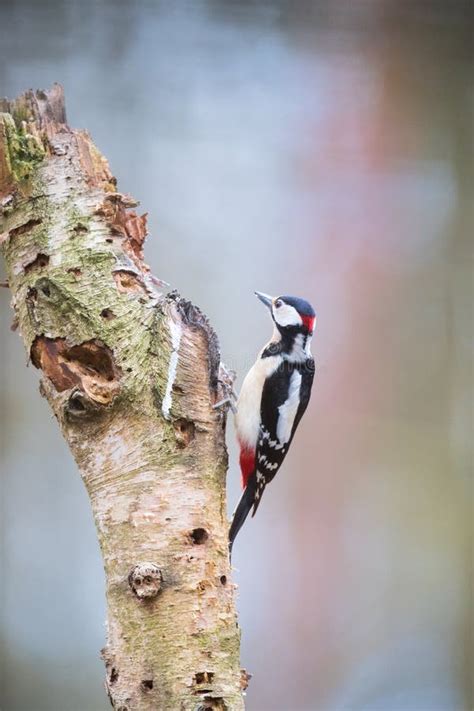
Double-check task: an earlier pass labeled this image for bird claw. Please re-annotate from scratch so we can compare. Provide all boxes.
[214,363,237,413]
[213,393,237,414]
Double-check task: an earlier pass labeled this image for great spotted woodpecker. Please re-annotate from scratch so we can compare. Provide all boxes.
[229,292,316,551]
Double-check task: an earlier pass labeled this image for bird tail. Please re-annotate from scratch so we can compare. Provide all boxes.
[229,476,256,558]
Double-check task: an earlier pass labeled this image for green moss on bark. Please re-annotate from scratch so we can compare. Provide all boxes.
[1,113,45,183]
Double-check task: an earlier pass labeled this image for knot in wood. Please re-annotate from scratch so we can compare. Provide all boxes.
[64,388,99,420]
[128,563,162,599]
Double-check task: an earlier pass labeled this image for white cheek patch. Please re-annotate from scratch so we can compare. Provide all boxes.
[273,303,302,327]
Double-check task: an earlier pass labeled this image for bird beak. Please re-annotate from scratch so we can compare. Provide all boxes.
[254,291,274,311]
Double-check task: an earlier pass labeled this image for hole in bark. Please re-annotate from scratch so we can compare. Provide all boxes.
[100,308,116,320]
[65,342,117,381]
[40,283,51,297]
[30,336,121,404]
[68,396,85,412]
[141,680,153,692]
[110,667,119,684]
[9,218,42,238]
[220,575,227,586]
[195,672,214,685]
[190,528,208,545]
[26,286,38,303]
[173,418,195,448]
[113,270,146,294]
[199,698,227,711]
[24,253,49,273]
[126,367,132,372]
[65,389,98,420]
[72,222,88,234]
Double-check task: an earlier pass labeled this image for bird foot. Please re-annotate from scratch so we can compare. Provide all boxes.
[213,394,237,414]
[214,363,237,413]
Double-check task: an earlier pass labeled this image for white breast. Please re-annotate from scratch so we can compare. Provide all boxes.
[276,370,302,444]
[235,355,279,448]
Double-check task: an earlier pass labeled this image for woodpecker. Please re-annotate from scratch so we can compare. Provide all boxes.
[229,291,316,552]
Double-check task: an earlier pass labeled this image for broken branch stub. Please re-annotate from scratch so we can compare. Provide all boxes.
[0,85,244,711]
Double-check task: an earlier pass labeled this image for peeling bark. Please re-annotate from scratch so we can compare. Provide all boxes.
[0,85,244,711]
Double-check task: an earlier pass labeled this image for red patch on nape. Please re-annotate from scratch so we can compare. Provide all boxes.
[239,447,256,489]
[301,315,315,333]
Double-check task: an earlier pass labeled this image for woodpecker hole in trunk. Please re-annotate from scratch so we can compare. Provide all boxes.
[174,418,195,447]
[30,336,121,405]
[24,252,49,273]
[190,528,208,545]
[72,222,88,235]
[9,218,42,239]
[198,697,227,711]
[100,308,116,320]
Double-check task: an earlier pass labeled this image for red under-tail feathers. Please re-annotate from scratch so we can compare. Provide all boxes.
[239,446,255,488]
[229,445,257,556]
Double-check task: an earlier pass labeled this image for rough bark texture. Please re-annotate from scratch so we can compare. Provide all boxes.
[0,85,245,711]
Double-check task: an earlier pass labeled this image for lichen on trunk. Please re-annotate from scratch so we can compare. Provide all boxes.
[0,84,245,711]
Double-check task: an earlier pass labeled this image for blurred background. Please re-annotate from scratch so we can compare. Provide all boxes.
[0,1,472,710]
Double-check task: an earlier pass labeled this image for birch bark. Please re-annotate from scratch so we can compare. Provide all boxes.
[0,84,245,711]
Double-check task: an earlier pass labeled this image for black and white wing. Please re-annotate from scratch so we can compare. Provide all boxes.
[252,357,315,514]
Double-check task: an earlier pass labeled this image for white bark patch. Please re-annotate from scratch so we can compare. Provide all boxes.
[93,431,130,470]
[162,318,182,420]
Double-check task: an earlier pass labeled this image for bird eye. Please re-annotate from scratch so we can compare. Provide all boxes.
[274,299,282,309]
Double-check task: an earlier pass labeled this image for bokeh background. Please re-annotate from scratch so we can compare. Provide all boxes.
[0,1,472,710]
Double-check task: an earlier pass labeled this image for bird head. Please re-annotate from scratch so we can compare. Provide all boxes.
[255,292,316,335]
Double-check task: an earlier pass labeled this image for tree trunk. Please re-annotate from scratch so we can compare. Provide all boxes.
[0,85,245,711]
